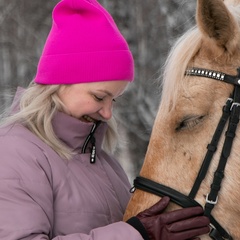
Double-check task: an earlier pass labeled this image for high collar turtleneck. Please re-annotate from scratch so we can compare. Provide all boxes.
[52,111,108,153]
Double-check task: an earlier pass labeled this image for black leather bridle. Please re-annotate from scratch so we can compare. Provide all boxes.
[132,67,240,240]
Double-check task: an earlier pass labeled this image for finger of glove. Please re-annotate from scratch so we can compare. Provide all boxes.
[160,206,204,224]
[164,226,210,240]
[167,216,210,232]
[138,196,170,217]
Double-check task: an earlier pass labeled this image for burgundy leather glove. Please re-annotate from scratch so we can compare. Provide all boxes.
[127,196,210,240]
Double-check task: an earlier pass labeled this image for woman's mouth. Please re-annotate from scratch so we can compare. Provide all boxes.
[82,115,97,123]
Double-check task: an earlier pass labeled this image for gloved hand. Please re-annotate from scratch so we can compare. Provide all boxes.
[127,196,210,240]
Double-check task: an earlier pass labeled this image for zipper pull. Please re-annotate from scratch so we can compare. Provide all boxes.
[90,136,96,164]
[81,121,101,164]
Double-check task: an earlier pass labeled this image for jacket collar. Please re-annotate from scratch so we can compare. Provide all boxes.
[52,111,108,152]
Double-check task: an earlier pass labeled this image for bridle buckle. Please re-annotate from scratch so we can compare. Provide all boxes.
[230,102,240,111]
[206,194,218,205]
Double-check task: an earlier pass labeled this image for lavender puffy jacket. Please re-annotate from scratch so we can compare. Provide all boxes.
[0,111,143,240]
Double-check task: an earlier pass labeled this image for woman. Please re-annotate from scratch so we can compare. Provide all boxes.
[0,0,210,239]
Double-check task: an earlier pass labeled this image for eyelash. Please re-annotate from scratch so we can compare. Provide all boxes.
[175,115,205,131]
[94,95,116,102]
[94,95,103,101]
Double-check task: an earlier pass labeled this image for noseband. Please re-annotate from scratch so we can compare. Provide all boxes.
[132,67,240,240]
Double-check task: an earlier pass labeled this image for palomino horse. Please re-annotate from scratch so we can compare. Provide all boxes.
[124,0,240,239]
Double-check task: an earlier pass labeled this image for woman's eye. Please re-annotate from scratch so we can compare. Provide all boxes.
[94,95,104,101]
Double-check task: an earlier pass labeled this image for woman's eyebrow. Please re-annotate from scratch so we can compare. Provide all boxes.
[97,90,113,97]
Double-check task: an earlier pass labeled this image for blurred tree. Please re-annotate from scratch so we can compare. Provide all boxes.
[0,0,196,182]
[0,0,58,107]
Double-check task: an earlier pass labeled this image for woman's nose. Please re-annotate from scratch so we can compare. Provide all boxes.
[99,103,113,121]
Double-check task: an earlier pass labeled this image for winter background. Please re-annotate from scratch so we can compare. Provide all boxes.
[0,0,196,183]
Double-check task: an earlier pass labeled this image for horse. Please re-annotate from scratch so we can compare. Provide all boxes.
[123,0,240,239]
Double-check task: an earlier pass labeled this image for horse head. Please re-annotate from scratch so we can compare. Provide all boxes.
[124,0,240,239]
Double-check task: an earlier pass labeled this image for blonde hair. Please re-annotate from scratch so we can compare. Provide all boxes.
[0,82,118,160]
[160,27,202,112]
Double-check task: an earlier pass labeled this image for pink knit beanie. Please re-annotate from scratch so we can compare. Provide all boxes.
[34,0,134,84]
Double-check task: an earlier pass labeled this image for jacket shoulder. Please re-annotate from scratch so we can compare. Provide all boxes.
[0,124,52,182]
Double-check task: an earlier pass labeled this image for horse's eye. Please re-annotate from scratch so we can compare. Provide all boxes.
[175,115,205,131]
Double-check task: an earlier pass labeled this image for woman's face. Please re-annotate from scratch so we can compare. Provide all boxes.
[58,81,129,122]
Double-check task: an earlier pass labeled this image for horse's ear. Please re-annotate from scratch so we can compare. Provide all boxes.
[196,0,239,53]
